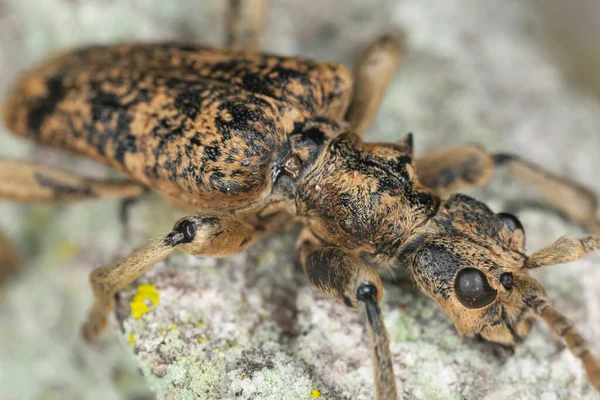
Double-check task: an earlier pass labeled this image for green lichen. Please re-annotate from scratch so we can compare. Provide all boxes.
[387,310,416,343]
[144,356,227,400]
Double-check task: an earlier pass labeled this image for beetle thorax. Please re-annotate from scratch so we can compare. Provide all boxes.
[295,130,439,259]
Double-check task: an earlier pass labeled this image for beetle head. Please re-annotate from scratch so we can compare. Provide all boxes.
[402,193,540,348]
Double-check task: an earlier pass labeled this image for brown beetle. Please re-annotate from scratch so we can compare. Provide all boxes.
[2,1,600,398]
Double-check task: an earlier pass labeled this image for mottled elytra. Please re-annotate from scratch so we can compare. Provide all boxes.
[2,1,600,399]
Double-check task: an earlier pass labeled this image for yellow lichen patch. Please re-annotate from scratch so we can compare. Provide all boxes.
[241,371,246,376]
[56,240,78,260]
[129,284,160,319]
[128,332,135,344]
[256,250,276,263]
[130,300,149,319]
[170,324,176,331]
[137,284,160,306]
[310,389,321,398]
[198,337,207,344]
[195,320,204,327]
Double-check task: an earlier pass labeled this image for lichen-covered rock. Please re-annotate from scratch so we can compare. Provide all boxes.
[1,0,600,399]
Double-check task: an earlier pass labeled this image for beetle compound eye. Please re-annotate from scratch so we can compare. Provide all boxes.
[454,268,497,309]
[497,212,524,233]
[497,212,526,249]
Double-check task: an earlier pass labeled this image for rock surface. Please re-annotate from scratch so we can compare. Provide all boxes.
[1,0,600,399]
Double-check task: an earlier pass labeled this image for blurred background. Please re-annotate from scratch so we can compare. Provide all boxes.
[1,0,600,399]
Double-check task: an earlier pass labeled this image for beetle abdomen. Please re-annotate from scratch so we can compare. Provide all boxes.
[3,43,354,210]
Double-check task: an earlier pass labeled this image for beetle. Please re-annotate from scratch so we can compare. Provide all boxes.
[1,1,600,398]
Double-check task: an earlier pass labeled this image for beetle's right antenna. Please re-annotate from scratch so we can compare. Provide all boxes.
[357,282,399,400]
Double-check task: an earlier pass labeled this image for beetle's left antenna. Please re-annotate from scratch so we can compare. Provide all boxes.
[529,296,600,392]
[518,272,600,393]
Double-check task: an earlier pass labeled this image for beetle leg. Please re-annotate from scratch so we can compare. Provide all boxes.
[345,34,404,137]
[416,146,600,233]
[299,244,399,400]
[416,145,494,195]
[495,153,599,233]
[0,160,145,291]
[0,230,22,298]
[117,193,153,249]
[226,0,270,51]
[0,159,144,203]
[82,212,263,342]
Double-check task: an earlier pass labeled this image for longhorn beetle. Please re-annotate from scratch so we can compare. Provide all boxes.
[2,1,600,398]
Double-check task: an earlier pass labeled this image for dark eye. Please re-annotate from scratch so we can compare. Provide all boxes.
[454,268,497,309]
[497,212,524,233]
[497,212,526,249]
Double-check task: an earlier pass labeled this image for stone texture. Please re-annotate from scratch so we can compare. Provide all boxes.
[1,0,600,399]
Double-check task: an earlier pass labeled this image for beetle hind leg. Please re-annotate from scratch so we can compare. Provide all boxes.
[0,160,144,203]
[0,159,145,292]
[226,0,270,51]
[345,33,404,137]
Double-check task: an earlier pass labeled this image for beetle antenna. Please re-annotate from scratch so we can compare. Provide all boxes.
[524,235,600,269]
[357,283,398,400]
[528,296,600,391]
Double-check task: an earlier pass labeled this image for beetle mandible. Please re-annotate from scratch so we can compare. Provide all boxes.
[2,1,600,398]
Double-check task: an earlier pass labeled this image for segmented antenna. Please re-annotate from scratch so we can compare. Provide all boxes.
[529,297,600,391]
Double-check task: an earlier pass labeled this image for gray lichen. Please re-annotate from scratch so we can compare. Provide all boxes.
[1,0,600,399]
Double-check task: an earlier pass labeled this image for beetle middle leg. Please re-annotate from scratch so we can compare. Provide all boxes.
[82,212,263,342]
[345,34,404,136]
[226,0,270,51]
[416,145,600,233]
[299,244,399,400]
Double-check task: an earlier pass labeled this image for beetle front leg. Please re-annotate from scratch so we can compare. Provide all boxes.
[345,34,404,137]
[416,145,600,233]
[226,0,269,51]
[82,212,263,342]
[495,153,599,233]
[300,245,399,400]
